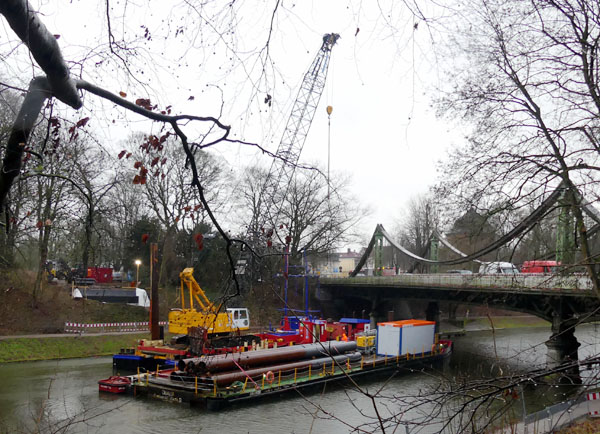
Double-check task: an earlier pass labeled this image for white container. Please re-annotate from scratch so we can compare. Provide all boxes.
[376,320,435,356]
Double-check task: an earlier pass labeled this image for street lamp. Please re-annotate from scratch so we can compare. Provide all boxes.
[134,259,141,287]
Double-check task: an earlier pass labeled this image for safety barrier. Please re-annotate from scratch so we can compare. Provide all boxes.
[587,392,600,417]
[64,321,167,333]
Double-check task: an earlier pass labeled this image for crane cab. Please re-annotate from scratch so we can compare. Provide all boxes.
[227,308,250,330]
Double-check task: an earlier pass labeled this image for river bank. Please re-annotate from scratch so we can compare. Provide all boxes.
[461,314,549,330]
[0,332,147,363]
[0,315,552,363]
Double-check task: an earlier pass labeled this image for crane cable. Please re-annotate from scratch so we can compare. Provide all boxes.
[326,45,335,197]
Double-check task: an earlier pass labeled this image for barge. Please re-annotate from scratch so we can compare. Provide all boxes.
[112,315,371,373]
[101,319,452,411]
[107,339,451,410]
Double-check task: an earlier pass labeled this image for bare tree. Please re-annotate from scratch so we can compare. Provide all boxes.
[25,134,78,299]
[394,193,440,271]
[237,164,367,257]
[0,0,255,295]
[131,135,228,232]
[434,0,600,291]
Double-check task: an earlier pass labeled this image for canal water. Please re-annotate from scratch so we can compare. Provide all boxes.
[1,324,600,433]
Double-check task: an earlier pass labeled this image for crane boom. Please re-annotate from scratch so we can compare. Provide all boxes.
[250,33,340,243]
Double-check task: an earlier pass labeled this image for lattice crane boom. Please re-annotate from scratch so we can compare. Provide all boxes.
[251,33,340,243]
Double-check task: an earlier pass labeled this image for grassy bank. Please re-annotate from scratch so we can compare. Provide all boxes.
[0,315,553,363]
[0,333,147,363]
[465,315,550,330]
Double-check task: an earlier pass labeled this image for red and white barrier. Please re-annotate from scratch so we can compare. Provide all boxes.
[587,392,600,417]
[64,321,167,333]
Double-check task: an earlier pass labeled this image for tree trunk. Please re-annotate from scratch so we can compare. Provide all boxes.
[33,223,52,302]
[82,203,93,273]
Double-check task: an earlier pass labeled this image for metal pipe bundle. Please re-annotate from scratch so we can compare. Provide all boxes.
[210,351,362,386]
[182,341,357,374]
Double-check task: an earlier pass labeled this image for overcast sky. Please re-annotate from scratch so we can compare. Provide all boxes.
[7,1,463,245]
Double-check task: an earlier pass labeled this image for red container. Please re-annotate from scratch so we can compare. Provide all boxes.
[87,267,113,283]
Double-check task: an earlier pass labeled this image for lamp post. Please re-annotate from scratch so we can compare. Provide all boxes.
[135,259,141,287]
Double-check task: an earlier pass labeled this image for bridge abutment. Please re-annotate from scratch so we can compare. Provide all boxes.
[545,313,581,384]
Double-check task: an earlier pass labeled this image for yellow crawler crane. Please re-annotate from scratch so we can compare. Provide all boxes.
[168,268,250,335]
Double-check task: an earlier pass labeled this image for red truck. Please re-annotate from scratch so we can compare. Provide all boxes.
[520,260,560,273]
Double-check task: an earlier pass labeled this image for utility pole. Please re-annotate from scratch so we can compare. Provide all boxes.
[150,243,161,340]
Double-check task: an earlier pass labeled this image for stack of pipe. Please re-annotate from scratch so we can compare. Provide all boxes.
[211,352,362,386]
[175,341,358,385]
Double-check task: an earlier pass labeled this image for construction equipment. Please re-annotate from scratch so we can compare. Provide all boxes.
[236,33,340,290]
[248,32,340,245]
[168,268,250,335]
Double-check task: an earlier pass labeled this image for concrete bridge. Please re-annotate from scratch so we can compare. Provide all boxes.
[319,273,600,379]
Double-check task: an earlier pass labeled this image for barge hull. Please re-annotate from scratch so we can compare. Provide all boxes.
[128,343,451,411]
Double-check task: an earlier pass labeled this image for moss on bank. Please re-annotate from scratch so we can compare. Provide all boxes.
[0,333,147,363]
[463,316,550,330]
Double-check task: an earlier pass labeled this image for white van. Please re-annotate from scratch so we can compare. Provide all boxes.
[478,262,519,274]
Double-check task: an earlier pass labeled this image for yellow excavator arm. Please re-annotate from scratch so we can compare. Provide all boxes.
[178,267,221,313]
[169,268,249,335]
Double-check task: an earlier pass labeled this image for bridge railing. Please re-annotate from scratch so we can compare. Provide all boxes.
[317,273,349,279]
[320,273,593,292]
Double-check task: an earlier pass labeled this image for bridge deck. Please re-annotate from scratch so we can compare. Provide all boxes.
[320,274,595,295]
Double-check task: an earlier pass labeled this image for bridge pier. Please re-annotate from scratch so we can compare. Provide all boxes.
[545,312,581,384]
[369,295,389,329]
[425,302,440,334]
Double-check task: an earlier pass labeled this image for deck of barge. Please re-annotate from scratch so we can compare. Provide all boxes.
[123,343,452,411]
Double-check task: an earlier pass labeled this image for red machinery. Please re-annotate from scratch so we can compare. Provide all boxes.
[87,267,113,283]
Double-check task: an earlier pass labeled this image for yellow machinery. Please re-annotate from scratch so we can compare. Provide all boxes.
[168,268,250,335]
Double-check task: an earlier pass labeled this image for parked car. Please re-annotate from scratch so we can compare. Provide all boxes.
[446,269,473,275]
[521,260,560,273]
[478,262,519,274]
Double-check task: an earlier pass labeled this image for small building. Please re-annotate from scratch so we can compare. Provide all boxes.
[314,248,363,275]
[376,319,435,356]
